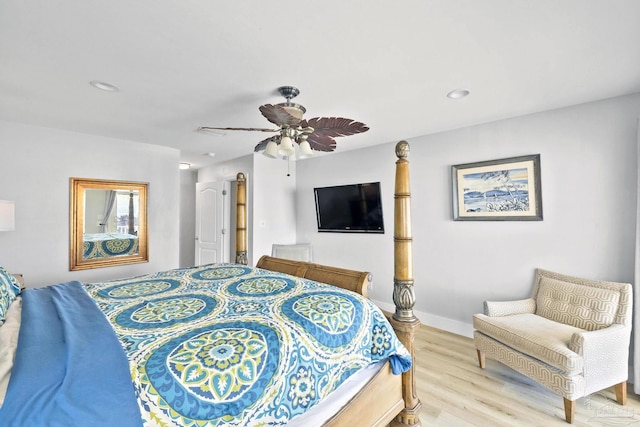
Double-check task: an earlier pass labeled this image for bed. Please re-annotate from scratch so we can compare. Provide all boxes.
[0,141,422,426]
[83,232,139,259]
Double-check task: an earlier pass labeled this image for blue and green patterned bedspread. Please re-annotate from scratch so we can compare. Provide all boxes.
[3,264,411,426]
[83,232,139,259]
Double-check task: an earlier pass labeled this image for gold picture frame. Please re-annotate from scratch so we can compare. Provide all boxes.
[70,178,148,270]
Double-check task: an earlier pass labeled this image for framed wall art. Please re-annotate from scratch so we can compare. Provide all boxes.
[452,154,542,221]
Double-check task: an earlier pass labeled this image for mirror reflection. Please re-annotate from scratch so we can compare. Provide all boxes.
[70,178,148,270]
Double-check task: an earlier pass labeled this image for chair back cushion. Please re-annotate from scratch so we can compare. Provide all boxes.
[535,276,621,331]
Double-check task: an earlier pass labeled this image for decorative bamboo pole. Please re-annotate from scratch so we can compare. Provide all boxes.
[235,172,248,265]
[390,141,423,427]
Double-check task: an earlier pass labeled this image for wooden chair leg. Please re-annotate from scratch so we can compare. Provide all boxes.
[615,381,627,405]
[563,398,575,424]
[476,349,485,369]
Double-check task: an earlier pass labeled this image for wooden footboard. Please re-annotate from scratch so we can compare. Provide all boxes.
[324,361,404,427]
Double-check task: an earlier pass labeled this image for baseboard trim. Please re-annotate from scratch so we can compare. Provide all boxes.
[372,299,474,338]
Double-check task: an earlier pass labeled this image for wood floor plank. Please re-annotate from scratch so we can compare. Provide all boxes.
[414,325,640,426]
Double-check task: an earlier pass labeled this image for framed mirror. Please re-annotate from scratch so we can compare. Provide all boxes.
[70,178,148,271]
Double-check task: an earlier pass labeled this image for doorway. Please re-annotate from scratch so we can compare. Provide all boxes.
[194,178,238,265]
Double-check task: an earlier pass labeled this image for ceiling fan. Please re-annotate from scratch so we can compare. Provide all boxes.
[198,86,369,159]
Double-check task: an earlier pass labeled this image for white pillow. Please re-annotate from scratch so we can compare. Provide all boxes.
[0,296,22,408]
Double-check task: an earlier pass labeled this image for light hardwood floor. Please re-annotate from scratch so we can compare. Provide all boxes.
[415,325,640,426]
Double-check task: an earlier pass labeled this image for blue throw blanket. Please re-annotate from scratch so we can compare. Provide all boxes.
[0,282,141,427]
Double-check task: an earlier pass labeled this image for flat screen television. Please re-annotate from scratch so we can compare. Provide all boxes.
[314,182,384,233]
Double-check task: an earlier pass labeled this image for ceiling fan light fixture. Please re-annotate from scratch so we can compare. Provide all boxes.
[263,140,279,158]
[298,140,313,159]
[278,135,295,157]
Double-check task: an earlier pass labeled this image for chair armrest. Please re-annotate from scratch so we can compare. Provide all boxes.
[483,298,535,317]
[569,324,631,387]
[569,324,630,356]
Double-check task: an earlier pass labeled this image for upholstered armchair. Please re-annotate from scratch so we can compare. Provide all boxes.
[473,268,632,423]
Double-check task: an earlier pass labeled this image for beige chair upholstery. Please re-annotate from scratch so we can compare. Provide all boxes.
[271,243,313,262]
[473,268,632,423]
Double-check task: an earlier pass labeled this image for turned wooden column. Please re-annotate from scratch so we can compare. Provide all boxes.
[235,172,247,265]
[390,141,422,427]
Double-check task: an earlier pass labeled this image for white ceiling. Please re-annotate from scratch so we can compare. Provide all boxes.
[1,1,640,168]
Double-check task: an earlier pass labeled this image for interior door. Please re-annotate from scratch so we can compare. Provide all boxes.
[195,181,228,265]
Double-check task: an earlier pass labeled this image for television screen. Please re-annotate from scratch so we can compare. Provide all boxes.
[314,182,384,233]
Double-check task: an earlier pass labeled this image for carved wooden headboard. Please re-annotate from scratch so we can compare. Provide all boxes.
[255,255,372,297]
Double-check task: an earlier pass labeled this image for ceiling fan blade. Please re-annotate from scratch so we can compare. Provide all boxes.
[254,135,279,152]
[301,117,369,138]
[300,117,368,152]
[198,126,278,133]
[259,104,302,127]
[306,134,337,152]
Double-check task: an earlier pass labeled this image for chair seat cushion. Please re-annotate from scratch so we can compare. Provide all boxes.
[473,313,584,375]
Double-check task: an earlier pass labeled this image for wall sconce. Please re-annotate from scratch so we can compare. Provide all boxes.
[0,200,15,231]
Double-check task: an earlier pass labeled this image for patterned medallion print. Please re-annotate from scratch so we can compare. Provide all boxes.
[82,241,94,258]
[191,266,252,281]
[287,366,317,409]
[143,322,280,420]
[96,279,182,299]
[282,291,363,348]
[228,276,296,297]
[104,237,136,255]
[115,294,218,329]
[371,323,393,356]
[231,301,264,314]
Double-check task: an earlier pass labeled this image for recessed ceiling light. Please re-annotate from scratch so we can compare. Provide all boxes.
[447,89,470,99]
[89,80,119,92]
[179,162,191,170]
[204,152,216,157]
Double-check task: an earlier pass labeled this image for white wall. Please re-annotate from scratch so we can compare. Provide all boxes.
[198,153,296,266]
[0,120,181,287]
[251,154,297,263]
[296,94,640,336]
[179,169,197,267]
[296,143,395,280]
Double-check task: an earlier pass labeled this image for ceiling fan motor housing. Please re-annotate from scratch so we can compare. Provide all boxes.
[277,86,306,120]
[278,103,306,120]
[278,86,300,100]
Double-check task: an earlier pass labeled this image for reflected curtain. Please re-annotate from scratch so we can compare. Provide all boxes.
[634,118,640,392]
[99,190,117,233]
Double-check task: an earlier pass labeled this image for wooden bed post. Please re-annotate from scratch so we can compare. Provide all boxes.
[128,192,135,235]
[390,141,423,427]
[235,172,248,265]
